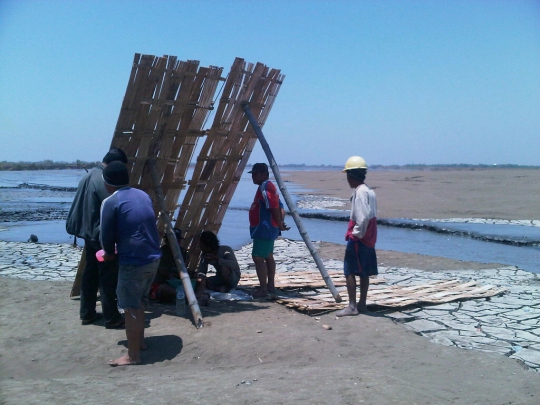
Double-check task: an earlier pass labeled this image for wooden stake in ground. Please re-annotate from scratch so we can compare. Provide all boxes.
[147,159,204,328]
[70,246,85,298]
[242,102,342,303]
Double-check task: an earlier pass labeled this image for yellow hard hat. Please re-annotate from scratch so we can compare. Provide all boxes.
[343,156,368,171]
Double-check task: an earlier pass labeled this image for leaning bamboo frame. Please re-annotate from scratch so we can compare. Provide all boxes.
[174,58,285,272]
[69,54,285,326]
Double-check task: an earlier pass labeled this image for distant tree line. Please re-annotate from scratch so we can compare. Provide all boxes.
[0,160,538,171]
[278,163,540,170]
[369,163,540,171]
[0,160,100,171]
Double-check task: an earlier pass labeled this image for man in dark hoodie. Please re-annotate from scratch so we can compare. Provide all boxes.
[66,147,127,328]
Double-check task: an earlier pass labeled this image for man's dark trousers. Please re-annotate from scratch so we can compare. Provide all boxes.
[80,240,122,326]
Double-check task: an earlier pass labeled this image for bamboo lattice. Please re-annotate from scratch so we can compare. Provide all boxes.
[110,54,224,219]
[71,53,284,297]
[238,270,387,289]
[110,54,284,269]
[174,58,284,271]
[237,272,507,314]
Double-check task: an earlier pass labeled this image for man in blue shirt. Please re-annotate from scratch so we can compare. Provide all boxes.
[100,161,162,366]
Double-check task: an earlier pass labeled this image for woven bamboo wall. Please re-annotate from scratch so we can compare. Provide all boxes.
[109,53,284,270]
[176,58,284,270]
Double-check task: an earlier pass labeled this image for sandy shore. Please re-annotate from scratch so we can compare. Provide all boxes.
[1,276,538,405]
[283,167,540,220]
[1,168,539,404]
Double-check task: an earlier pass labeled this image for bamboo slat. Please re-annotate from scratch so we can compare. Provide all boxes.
[238,271,386,289]
[262,272,508,314]
[108,55,228,234]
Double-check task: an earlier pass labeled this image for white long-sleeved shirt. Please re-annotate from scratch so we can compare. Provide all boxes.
[348,183,377,246]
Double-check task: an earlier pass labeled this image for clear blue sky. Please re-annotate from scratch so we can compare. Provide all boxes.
[1,0,539,166]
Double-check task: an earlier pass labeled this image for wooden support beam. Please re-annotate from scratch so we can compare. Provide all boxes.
[147,159,204,328]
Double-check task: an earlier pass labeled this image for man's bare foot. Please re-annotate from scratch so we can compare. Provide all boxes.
[252,288,268,298]
[108,354,140,367]
[267,283,276,293]
[336,305,359,317]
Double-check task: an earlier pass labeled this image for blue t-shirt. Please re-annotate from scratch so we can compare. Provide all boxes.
[100,187,162,266]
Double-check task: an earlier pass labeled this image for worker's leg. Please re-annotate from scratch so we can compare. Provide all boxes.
[336,274,359,317]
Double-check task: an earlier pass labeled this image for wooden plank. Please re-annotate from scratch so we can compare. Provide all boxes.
[70,246,86,297]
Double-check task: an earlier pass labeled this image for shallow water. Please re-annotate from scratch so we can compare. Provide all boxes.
[387,219,540,245]
[1,170,539,274]
[0,169,84,188]
[221,209,540,273]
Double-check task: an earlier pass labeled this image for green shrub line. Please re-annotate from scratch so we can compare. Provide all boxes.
[0,160,538,171]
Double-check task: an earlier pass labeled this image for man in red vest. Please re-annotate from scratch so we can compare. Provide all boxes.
[248,163,288,297]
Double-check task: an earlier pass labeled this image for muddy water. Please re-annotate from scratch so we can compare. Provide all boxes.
[1,170,539,274]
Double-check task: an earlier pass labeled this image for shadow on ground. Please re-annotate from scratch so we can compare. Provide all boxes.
[117,334,183,364]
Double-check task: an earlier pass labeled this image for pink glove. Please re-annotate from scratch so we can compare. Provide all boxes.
[96,249,105,262]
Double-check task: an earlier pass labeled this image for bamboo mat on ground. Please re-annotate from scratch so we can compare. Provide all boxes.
[238,270,386,289]
[238,272,507,314]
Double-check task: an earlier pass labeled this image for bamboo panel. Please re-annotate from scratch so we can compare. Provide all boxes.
[239,271,386,289]
[136,60,200,203]
[69,246,86,297]
[129,56,168,160]
[71,53,283,297]
[109,55,225,228]
[130,56,175,189]
[205,68,271,219]
[106,53,285,256]
[155,64,206,218]
[268,276,507,314]
[162,65,225,221]
[112,54,156,157]
[176,58,285,270]
[177,58,249,237]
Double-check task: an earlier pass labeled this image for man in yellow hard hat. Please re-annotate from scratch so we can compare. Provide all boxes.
[336,156,378,316]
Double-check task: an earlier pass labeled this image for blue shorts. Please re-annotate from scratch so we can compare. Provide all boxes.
[117,258,159,309]
[252,238,275,258]
[343,239,378,278]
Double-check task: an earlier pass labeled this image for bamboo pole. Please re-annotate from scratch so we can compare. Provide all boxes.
[147,159,204,328]
[241,102,342,303]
